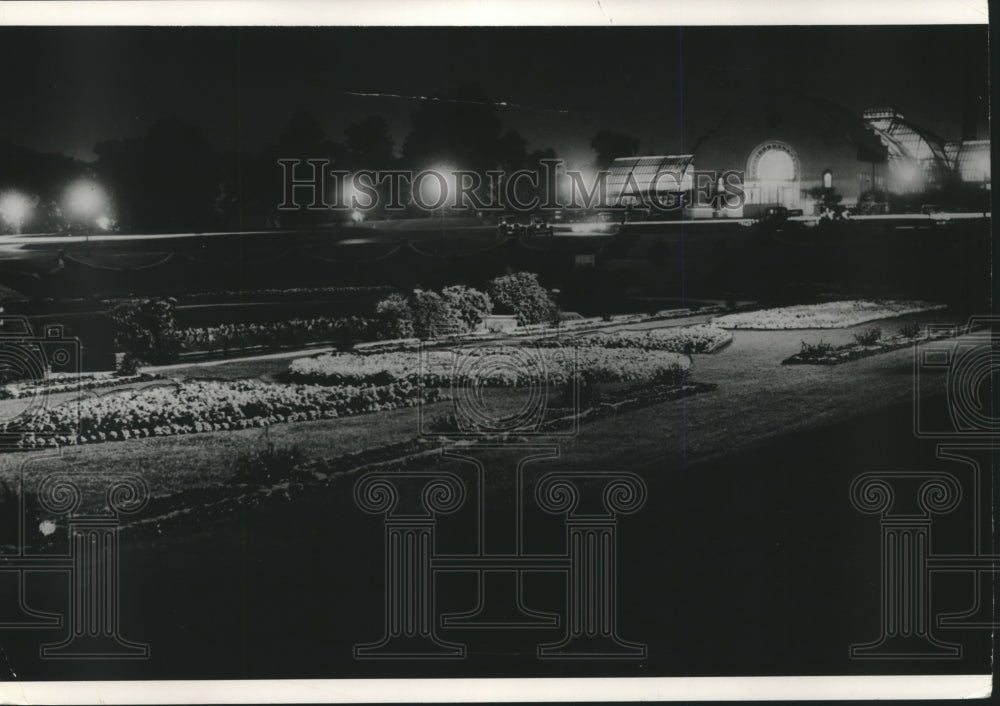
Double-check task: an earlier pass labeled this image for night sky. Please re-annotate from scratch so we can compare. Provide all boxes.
[1,25,989,166]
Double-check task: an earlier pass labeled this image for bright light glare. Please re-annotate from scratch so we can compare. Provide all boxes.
[757,150,795,181]
[96,215,113,231]
[896,160,921,184]
[63,179,111,222]
[414,164,457,209]
[0,191,34,231]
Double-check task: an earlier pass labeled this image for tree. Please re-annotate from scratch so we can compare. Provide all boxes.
[590,130,640,169]
[110,298,183,365]
[343,115,395,171]
[95,117,229,232]
[441,285,491,331]
[487,272,559,326]
[409,289,464,339]
[374,294,415,340]
[807,185,842,209]
[402,85,504,173]
[276,112,339,161]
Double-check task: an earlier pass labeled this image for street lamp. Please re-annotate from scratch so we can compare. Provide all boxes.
[0,190,35,234]
[63,178,112,231]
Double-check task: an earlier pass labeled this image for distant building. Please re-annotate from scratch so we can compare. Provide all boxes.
[944,139,991,186]
[860,107,953,193]
[609,91,990,218]
[860,107,991,194]
[603,155,695,216]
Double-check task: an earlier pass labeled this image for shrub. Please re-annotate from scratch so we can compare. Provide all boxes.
[853,327,883,346]
[374,294,415,340]
[899,321,922,339]
[799,340,834,360]
[409,289,464,339]
[233,442,306,485]
[650,362,688,387]
[116,352,143,376]
[110,298,183,365]
[440,285,492,332]
[487,272,559,326]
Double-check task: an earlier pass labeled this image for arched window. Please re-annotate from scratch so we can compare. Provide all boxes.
[823,170,833,189]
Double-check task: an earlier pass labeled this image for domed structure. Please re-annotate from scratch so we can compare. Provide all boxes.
[687,89,890,217]
[861,107,952,193]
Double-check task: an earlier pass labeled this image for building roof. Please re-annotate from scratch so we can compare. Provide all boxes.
[952,140,991,182]
[605,155,694,205]
[862,109,950,173]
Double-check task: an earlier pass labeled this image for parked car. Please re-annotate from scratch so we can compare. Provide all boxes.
[527,214,554,237]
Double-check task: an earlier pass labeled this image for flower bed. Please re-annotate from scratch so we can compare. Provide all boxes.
[174,285,395,304]
[2,379,440,449]
[712,300,945,330]
[179,316,375,353]
[577,324,732,353]
[783,328,954,366]
[0,373,160,400]
[284,345,691,388]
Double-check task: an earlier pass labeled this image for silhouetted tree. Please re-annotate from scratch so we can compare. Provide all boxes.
[590,129,639,169]
[402,85,504,173]
[95,117,229,232]
[343,115,395,171]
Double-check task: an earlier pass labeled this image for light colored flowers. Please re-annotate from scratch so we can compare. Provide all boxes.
[286,345,691,387]
[712,300,945,330]
[2,379,435,448]
[579,324,732,353]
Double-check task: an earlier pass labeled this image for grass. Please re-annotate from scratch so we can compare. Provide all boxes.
[0,313,960,516]
[0,401,437,507]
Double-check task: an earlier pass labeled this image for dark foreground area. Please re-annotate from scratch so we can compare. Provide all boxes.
[0,394,991,680]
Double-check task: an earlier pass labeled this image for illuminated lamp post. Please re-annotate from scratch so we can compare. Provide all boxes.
[0,191,35,235]
[62,179,112,235]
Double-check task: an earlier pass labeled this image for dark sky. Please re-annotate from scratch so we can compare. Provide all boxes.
[0,25,989,166]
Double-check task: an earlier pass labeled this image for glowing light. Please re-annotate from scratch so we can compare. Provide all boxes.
[757,150,795,181]
[0,190,35,232]
[96,215,113,231]
[895,159,921,185]
[413,164,458,210]
[63,178,111,223]
[350,209,364,223]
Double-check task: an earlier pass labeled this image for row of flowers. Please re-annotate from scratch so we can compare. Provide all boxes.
[711,300,946,330]
[3,379,440,448]
[179,316,375,352]
[572,325,732,353]
[173,285,395,303]
[284,344,691,388]
[0,373,158,400]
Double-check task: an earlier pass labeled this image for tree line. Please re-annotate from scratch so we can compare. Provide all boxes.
[1,84,641,233]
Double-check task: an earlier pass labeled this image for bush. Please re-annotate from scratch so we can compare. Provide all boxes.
[409,289,464,339]
[374,294,415,340]
[440,285,491,332]
[899,321,922,339]
[233,442,306,485]
[853,327,883,346]
[116,352,143,376]
[799,340,834,360]
[487,272,559,326]
[110,298,183,365]
[650,362,688,387]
